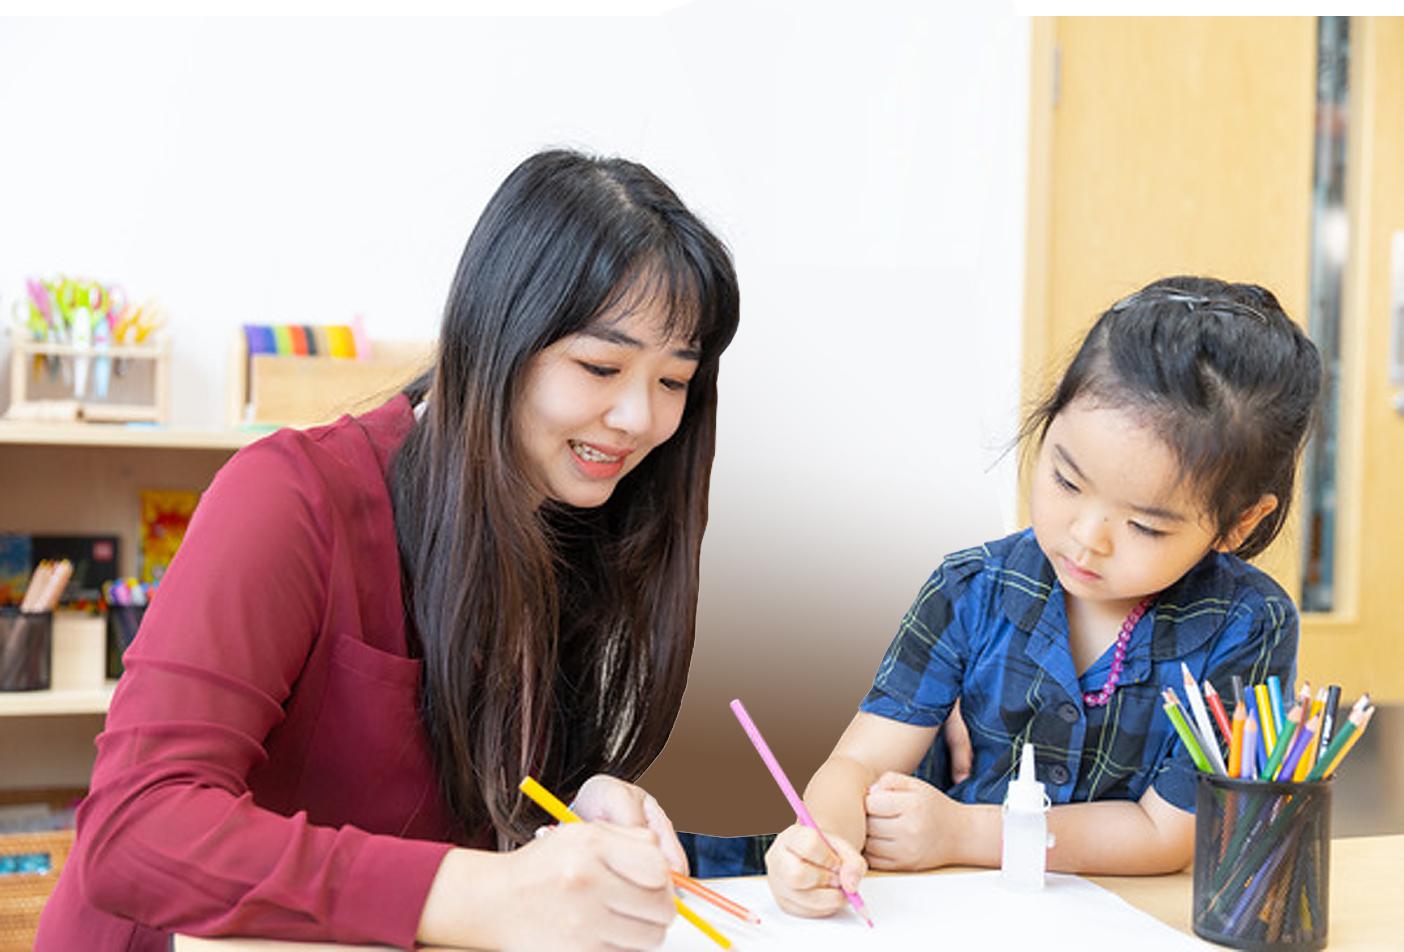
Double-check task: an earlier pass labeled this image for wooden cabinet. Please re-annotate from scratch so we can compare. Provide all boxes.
[0,423,258,792]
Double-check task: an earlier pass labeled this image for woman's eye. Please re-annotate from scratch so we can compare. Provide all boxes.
[578,361,617,378]
[660,377,690,393]
[1052,469,1079,493]
[1130,522,1167,539]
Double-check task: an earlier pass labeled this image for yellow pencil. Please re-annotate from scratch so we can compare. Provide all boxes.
[519,777,733,949]
[1294,688,1328,781]
[1322,706,1375,779]
[1254,684,1277,753]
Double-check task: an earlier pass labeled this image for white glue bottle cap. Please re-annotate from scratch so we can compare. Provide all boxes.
[1006,742,1047,813]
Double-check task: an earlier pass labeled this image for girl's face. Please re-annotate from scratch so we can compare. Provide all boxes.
[1029,401,1223,610]
[515,294,699,509]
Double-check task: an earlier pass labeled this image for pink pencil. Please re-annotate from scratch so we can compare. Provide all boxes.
[729,698,874,927]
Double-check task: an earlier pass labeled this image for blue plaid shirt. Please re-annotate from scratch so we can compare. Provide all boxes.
[678,528,1298,879]
[860,528,1298,812]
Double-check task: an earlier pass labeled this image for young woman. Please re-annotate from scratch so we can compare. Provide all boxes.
[37,149,740,951]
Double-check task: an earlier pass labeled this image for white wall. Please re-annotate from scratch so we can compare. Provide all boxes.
[0,4,1030,829]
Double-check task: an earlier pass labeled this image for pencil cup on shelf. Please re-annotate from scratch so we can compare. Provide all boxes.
[0,609,53,691]
[105,604,147,679]
[1192,773,1331,951]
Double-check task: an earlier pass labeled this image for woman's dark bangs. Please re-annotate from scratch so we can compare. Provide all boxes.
[587,244,732,362]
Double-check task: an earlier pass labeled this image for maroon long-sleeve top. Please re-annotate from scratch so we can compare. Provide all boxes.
[36,396,486,951]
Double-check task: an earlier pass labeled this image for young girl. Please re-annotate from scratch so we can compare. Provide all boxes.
[766,276,1321,917]
[37,150,739,951]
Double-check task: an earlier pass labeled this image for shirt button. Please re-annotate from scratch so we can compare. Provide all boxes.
[1049,763,1071,785]
[1057,702,1080,723]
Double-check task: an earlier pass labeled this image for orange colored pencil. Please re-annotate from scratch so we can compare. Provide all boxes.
[1227,697,1247,777]
[672,874,762,925]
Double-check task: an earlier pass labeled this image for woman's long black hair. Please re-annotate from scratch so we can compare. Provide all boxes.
[391,150,739,844]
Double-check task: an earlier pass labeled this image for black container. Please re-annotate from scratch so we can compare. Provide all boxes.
[105,604,147,679]
[1193,773,1331,950]
[0,608,53,691]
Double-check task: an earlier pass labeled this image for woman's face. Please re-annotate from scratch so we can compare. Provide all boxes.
[516,294,700,508]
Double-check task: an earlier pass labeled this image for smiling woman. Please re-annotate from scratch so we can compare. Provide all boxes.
[36,150,740,952]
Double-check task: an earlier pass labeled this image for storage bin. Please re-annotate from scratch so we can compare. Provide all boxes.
[0,827,73,951]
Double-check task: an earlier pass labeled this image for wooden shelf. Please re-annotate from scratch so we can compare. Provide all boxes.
[0,421,269,450]
[0,683,116,717]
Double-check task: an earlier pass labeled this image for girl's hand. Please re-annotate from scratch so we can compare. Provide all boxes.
[570,774,688,874]
[764,822,867,918]
[942,699,974,784]
[863,771,964,870]
[498,820,677,950]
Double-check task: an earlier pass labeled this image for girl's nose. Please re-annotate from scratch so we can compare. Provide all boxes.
[1070,511,1112,556]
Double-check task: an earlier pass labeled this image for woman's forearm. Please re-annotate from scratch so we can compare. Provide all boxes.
[416,847,510,948]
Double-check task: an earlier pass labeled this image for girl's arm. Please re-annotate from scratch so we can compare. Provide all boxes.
[866,777,1193,874]
[805,712,939,848]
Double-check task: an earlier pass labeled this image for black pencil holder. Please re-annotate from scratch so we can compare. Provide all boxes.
[1192,773,1331,951]
[105,604,147,679]
[0,608,53,691]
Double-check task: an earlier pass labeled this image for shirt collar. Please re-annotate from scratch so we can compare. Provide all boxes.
[999,529,1241,661]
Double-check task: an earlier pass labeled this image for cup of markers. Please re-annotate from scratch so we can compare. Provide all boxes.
[104,578,156,679]
[1161,666,1376,951]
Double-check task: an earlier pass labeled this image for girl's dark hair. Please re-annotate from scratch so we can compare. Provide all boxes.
[1021,276,1322,560]
[390,149,739,845]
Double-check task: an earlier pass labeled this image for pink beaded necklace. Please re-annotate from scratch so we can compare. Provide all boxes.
[1082,596,1155,707]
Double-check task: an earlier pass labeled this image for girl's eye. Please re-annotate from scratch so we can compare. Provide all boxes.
[578,361,617,378]
[1130,521,1168,539]
[660,377,690,393]
[1052,469,1079,493]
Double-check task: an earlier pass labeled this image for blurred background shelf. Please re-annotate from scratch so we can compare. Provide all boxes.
[0,684,116,717]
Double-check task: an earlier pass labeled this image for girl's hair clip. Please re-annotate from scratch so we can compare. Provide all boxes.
[1110,288,1270,325]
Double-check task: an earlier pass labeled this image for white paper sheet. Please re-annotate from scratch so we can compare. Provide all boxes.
[664,871,1209,950]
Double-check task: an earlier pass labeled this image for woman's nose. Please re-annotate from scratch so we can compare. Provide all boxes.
[603,380,654,436]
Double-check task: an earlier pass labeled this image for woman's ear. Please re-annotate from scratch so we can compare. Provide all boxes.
[1214,494,1279,552]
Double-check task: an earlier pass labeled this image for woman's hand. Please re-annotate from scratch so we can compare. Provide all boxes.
[863,771,965,870]
[420,822,677,951]
[763,822,867,919]
[570,774,688,874]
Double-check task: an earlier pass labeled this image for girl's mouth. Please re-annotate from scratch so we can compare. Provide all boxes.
[1059,554,1102,582]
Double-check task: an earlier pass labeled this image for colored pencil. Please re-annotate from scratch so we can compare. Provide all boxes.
[1204,679,1233,747]
[518,777,734,948]
[1320,706,1374,779]
[1181,665,1227,774]
[1254,684,1277,757]
[1239,709,1259,779]
[729,698,875,928]
[1260,702,1302,781]
[1162,689,1212,773]
[1276,714,1320,782]
[1228,694,1247,777]
[1309,697,1373,781]
[1293,688,1327,782]
[1267,676,1286,737]
[1315,684,1342,759]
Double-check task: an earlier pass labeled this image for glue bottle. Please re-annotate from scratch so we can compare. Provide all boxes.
[1001,741,1051,890]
